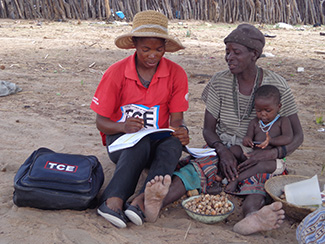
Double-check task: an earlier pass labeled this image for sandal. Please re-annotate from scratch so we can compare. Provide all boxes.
[124,204,146,226]
[97,202,128,228]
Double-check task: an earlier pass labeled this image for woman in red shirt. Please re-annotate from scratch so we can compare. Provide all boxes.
[91,10,189,228]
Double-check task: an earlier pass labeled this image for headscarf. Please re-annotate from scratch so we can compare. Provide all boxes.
[224,23,265,57]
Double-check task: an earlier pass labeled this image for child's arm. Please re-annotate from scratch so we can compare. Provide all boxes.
[243,118,257,147]
[268,117,294,146]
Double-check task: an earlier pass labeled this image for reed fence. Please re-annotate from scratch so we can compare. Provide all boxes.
[0,0,324,25]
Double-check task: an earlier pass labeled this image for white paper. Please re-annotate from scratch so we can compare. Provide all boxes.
[185,146,216,158]
[108,128,174,153]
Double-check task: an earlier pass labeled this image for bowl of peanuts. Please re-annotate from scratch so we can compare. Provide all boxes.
[181,193,234,224]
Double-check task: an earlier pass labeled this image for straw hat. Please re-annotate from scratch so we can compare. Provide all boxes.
[114,10,185,52]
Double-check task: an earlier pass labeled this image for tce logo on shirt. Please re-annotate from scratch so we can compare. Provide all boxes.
[44,161,78,173]
[119,104,160,129]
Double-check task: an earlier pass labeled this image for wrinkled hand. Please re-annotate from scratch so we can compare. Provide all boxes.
[218,149,238,182]
[123,117,144,133]
[171,126,189,145]
[256,132,270,149]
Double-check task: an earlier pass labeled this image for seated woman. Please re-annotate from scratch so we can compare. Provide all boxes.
[160,23,303,236]
[90,10,189,228]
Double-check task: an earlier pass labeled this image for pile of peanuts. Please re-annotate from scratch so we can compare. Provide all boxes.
[184,192,233,216]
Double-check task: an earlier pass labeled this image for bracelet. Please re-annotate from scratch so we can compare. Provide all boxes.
[179,125,189,134]
[281,145,287,159]
[211,140,223,148]
[276,147,281,158]
[277,146,287,159]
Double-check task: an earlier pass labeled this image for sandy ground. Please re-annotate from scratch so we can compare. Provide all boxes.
[0,18,324,244]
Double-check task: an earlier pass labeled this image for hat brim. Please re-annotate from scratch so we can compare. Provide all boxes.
[115,32,185,52]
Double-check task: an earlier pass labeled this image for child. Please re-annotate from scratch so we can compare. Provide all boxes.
[226,85,294,192]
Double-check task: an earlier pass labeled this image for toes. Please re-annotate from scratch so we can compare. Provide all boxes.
[163,175,171,186]
[277,219,284,225]
[272,201,283,210]
[155,175,163,182]
[278,209,285,216]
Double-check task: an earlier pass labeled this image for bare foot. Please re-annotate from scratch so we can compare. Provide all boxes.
[207,181,223,195]
[233,202,285,235]
[144,175,171,222]
[225,180,238,193]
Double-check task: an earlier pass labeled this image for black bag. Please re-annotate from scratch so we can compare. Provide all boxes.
[13,147,104,210]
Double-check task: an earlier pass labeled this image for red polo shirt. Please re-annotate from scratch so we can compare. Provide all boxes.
[91,52,189,144]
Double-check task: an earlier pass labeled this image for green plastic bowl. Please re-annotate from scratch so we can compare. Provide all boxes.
[181,195,234,224]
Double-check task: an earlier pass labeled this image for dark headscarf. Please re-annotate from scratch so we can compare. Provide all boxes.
[224,24,265,57]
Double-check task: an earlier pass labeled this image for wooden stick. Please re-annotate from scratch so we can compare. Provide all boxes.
[104,0,110,19]
[184,223,191,241]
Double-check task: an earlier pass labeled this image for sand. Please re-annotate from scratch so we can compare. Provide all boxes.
[0,18,324,244]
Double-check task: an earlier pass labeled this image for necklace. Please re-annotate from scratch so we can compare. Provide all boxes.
[233,67,261,126]
[137,71,151,88]
[259,114,280,133]
[135,56,154,88]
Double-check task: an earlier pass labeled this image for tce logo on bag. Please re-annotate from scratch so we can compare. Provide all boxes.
[45,161,78,172]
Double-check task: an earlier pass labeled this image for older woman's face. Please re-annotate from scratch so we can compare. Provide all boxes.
[134,37,165,69]
[225,42,256,74]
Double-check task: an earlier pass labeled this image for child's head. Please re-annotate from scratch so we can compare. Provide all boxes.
[254,85,281,123]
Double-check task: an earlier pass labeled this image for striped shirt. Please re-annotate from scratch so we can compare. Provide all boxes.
[201,68,298,140]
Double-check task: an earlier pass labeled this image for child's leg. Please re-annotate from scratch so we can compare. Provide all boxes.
[229,145,246,162]
[162,162,201,206]
[162,175,186,207]
[237,159,276,182]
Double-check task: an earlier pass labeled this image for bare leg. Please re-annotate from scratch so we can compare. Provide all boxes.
[238,159,276,182]
[225,179,239,192]
[130,193,145,211]
[144,175,172,222]
[242,193,265,216]
[233,200,285,235]
[105,197,124,212]
[206,175,223,195]
[226,160,276,194]
[162,176,186,208]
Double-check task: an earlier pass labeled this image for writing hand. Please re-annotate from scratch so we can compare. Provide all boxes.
[124,117,144,133]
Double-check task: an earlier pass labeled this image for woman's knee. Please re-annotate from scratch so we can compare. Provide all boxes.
[256,160,276,173]
[160,136,182,152]
[109,135,152,167]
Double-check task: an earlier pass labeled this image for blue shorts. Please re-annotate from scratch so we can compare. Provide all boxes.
[173,163,201,192]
